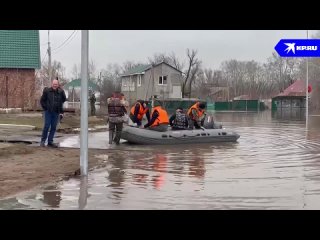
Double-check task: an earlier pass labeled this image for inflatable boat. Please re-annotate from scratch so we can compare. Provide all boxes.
[121,124,240,145]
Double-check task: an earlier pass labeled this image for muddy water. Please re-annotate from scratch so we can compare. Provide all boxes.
[2,111,320,210]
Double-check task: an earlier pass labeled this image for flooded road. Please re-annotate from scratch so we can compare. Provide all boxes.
[2,110,320,209]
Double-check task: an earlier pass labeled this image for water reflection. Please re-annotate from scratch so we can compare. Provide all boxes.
[106,153,126,202]
[189,157,205,179]
[305,116,320,139]
[3,111,320,209]
[151,154,167,190]
[272,108,305,121]
[78,176,88,210]
[132,174,148,184]
[42,186,62,208]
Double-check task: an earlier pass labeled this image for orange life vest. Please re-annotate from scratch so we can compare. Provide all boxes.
[130,102,148,121]
[151,106,169,127]
[187,102,205,120]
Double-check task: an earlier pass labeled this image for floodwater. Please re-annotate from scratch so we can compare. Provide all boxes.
[2,110,320,210]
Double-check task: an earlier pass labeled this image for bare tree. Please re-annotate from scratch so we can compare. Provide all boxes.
[71,64,80,79]
[147,49,201,98]
[221,59,281,99]
[147,52,185,71]
[182,49,201,98]
[38,60,69,87]
[89,59,97,80]
[221,59,246,98]
[191,69,210,99]
[148,53,171,65]
[169,52,184,71]
[99,63,123,104]
[121,60,144,73]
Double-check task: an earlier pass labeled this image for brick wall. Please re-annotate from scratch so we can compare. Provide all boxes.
[0,68,36,109]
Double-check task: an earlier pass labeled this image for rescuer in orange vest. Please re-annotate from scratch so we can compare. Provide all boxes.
[142,101,169,132]
[187,102,206,129]
[129,100,151,127]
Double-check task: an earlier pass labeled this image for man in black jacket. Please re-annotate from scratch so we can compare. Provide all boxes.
[40,79,66,147]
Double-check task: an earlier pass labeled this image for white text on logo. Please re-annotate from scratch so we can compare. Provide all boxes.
[296,46,318,51]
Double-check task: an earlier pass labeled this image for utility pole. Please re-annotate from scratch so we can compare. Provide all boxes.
[48,30,52,85]
[99,71,102,103]
[306,30,309,128]
[80,30,89,176]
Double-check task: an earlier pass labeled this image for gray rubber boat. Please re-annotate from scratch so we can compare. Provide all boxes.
[121,125,240,145]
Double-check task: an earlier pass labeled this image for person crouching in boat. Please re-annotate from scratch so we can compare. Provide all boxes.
[169,107,189,130]
[107,92,127,145]
[187,102,206,129]
[142,101,169,132]
[129,100,151,127]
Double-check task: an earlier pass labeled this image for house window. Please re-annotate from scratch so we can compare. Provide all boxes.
[138,75,142,86]
[158,76,167,85]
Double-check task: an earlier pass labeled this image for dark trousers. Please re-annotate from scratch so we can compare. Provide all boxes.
[129,113,142,126]
[41,110,59,144]
[188,119,204,129]
[148,124,168,132]
[91,104,96,116]
[109,122,123,144]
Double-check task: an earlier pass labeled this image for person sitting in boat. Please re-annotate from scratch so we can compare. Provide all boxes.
[169,107,189,130]
[129,100,151,127]
[142,101,169,132]
[187,102,206,129]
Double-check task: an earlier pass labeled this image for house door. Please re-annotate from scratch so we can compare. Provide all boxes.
[171,85,182,98]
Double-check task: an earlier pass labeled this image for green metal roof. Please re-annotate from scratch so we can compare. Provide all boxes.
[122,64,152,76]
[0,30,41,69]
[64,79,99,90]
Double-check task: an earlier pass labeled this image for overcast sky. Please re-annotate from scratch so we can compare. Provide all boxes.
[39,30,316,78]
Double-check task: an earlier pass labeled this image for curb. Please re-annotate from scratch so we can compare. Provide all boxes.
[0,124,36,130]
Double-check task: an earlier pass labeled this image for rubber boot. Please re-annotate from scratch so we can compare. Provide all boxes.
[109,130,114,144]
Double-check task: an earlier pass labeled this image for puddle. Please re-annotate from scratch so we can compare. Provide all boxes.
[59,131,126,149]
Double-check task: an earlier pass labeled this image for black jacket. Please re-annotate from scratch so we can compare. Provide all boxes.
[40,87,66,113]
[144,110,159,128]
[132,103,150,122]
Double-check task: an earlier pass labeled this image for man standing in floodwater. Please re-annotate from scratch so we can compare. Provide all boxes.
[107,92,127,145]
[40,79,66,147]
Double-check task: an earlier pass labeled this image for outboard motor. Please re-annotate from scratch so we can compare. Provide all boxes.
[203,114,223,129]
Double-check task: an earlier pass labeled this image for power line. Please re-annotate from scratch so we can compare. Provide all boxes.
[53,31,79,54]
[48,30,52,83]
[51,30,76,51]
[53,30,79,54]
[39,52,47,89]
[39,50,48,91]
[41,51,48,64]
[51,30,77,52]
